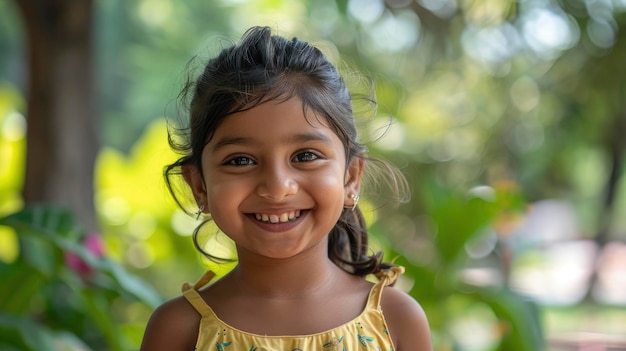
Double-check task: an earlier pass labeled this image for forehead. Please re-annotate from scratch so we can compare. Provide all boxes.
[211,97,339,143]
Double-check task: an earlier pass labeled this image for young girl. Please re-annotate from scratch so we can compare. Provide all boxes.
[140,26,432,351]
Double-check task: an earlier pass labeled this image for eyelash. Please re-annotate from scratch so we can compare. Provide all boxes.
[223,151,321,166]
[224,156,255,166]
[293,151,320,162]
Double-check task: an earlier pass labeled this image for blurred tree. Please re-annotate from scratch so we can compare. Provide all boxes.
[14,0,99,230]
[334,0,626,243]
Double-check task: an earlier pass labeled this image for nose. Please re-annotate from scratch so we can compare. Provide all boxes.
[256,162,298,201]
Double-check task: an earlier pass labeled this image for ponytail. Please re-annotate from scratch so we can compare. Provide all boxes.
[327,206,394,277]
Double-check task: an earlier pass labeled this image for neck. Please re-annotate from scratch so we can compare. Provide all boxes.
[230,245,342,299]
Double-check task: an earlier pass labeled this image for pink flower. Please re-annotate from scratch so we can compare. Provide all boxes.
[83,232,105,257]
[65,233,105,277]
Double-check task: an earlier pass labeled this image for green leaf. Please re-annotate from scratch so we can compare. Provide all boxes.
[94,259,162,309]
[424,181,498,266]
[79,289,127,351]
[0,313,92,351]
[471,287,545,351]
[0,206,162,308]
[0,206,83,240]
[0,263,45,314]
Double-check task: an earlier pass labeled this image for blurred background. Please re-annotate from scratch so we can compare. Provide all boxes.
[1,0,626,350]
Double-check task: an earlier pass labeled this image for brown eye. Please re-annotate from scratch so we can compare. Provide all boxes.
[225,156,255,166]
[293,151,320,162]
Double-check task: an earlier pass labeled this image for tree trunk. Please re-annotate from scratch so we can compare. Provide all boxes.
[15,0,98,231]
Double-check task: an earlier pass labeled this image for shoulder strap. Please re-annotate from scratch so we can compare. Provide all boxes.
[367,266,405,310]
[181,271,216,317]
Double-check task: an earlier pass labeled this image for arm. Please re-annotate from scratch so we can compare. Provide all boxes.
[140,297,200,351]
[381,287,433,351]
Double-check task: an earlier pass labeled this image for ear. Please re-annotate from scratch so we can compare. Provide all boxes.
[182,164,208,212]
[344,155,364,205]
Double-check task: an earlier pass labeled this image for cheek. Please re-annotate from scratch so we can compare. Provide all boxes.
[206,181,241,211]
[311,169,348,204]
[205,182,244,234]
[317,172,345,191]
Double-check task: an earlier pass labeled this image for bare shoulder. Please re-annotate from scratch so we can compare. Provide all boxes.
[140,295,200,351]
[381,286,433,351]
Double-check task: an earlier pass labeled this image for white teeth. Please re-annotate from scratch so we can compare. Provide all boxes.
[255,210,300,223]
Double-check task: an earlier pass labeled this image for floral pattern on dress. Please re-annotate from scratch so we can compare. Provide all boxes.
[227,321,389,350]
[215,341,232,350]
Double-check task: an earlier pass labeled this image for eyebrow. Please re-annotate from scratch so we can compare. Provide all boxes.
[210,131,334,153]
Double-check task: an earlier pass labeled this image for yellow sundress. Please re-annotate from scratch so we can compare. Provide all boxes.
[181,267,404,351]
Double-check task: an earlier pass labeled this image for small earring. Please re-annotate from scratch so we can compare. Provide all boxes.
[195,204,205,220]
[350,193,359,211]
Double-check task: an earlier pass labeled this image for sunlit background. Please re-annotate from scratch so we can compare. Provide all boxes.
[1,0,626,350]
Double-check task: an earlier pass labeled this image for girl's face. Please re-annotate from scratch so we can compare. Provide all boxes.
[184,97,363,260]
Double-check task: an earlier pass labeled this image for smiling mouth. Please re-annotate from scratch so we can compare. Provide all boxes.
[254,210,302,224]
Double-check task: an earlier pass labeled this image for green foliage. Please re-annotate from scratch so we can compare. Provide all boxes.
[371,178,543,351]
[0,206,161,351]
[474,287,544,351]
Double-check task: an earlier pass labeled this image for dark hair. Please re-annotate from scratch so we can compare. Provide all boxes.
[165,26,404,277]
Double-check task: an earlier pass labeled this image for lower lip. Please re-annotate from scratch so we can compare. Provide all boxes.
[247,211,308,233]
